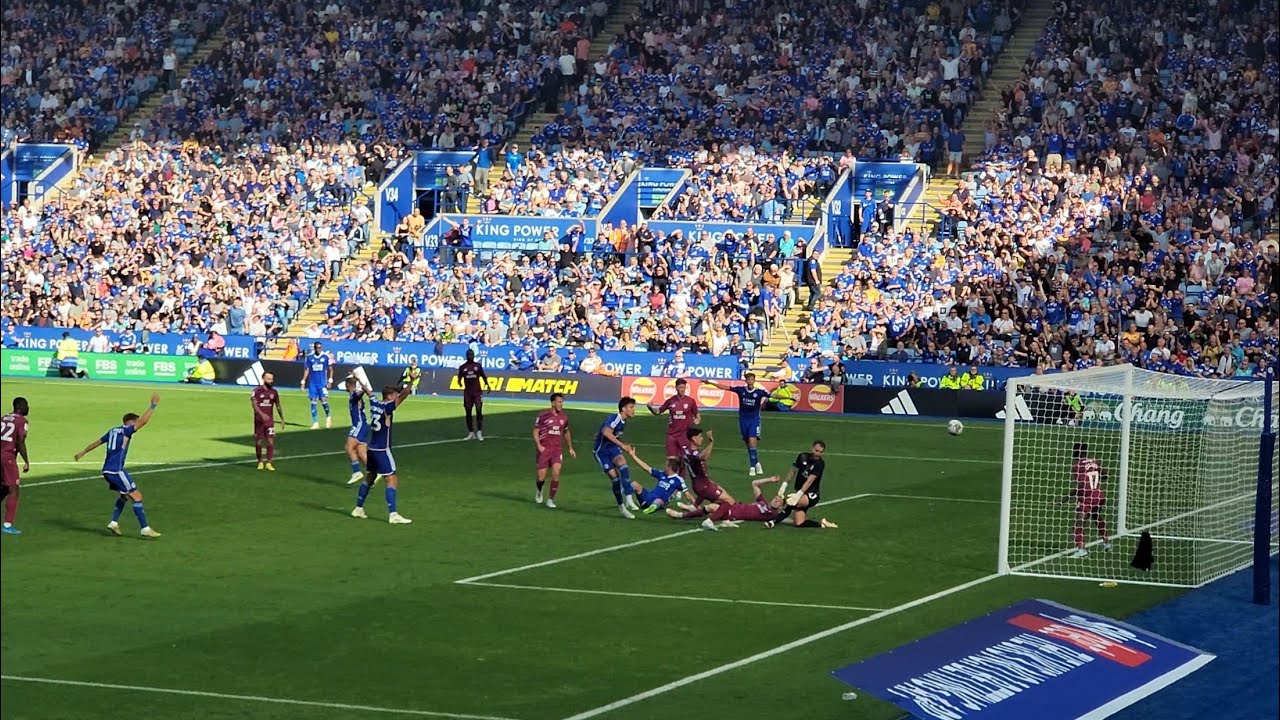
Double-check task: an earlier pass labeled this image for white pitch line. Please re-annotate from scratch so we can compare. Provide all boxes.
[870,493,1000,505]
[558,572,1004,720]
[455,529,704,584]
[0,675,521,720]
[21,437,471,488]
[461,581,884,613]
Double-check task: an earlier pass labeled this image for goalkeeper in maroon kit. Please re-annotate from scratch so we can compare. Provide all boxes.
[1058,442,1112,557]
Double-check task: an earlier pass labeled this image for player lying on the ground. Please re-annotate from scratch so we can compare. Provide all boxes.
[623,447,698,514]
[665,475,839,530]
[682,427,737,505]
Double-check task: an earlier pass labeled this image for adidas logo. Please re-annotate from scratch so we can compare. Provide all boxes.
[996,396,1034,421]
[236,361,266,386]
[880,389,919,416]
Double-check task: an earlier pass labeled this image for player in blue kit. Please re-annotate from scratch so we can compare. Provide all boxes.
[705,373,772,476]
[593,397,640,519]
[73,392,163,538]
[623,447,697,515]
[301,342,334,429]
[351,383,414,524]
[343,375,370,485]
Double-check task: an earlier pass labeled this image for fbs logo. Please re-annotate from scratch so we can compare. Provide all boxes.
[806,384,837,412]
[996,395,1034,421]
[879,389,919,416]
[696,382,726,406]
[627,377,659,404]
[236,361,266,386]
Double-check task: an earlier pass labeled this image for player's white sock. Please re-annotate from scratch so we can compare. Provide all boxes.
[1069,548,1088,558]
[477,431,485,441]
[618,505,635,519]
[624,495,640,511]
[753,463,763,474]
[325,417,332,428]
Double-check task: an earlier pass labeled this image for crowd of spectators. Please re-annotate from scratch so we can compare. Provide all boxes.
[654,150,841,221]
[456,145,631,217]
[788,0,1278,383]
[1,0,224,151]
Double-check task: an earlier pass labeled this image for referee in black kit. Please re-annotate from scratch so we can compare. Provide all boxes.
[767,441,838,529]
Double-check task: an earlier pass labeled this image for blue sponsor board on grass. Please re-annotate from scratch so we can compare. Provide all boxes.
[833,599,1214,720]
[7,326,258,358]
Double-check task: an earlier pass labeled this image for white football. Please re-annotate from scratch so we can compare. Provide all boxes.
[947,419,964,436]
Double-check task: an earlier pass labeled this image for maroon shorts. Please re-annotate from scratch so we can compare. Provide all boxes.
[463,393,483,411]
[536,451,564,471]
[1077,497,1104,516]
[254,420,276,440]
[692,477,725,502]
[665,435,688,458]
[1,459,19,486]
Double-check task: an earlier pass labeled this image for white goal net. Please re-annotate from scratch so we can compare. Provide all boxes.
[999,365,1279,587]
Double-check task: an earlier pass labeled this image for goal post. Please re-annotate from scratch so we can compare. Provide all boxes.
[999,364,1279,588]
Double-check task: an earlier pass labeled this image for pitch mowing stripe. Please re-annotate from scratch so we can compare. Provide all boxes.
[558,572,1004,720]
[0,675,522,720]
[482,436,1001,465]
[21,437,471,488]
[461,582,885,612]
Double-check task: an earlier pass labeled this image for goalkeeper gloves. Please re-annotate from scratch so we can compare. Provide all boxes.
[785,492,802,507]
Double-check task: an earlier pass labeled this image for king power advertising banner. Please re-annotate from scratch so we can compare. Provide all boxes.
[833,599,1214,720]
[8,326,258,358]
[2,349,198,381]
[831,360,1040,390]
[620,377,844,414]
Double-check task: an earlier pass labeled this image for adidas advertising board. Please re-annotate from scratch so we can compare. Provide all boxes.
[843,386,1008,420]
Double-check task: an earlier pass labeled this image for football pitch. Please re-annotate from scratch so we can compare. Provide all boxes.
[0,378,1184,720]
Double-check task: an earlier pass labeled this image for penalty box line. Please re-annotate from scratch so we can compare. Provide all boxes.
[0,675,522,720]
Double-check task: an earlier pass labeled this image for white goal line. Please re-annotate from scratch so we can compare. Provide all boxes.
[460,581,885,613]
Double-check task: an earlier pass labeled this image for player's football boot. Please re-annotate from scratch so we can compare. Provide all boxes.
[1102,542,1113,551]
[348,472,363,484]
[753,463,764,475]
[140,527,162,538]
[265,463,276,472]
[717,520,741,528]
[618,505,635,520]
[325,417,332,429]
[465,432,476,440]
[2,525,21,535]
[106,521,122,536]
[351,507,368,519]
[642,503,660,515]
[624,495,640,511]
[257,462,265,470]
[700,518,718,531]
[819,518,839,529]
[1069,548,1088,558]
[762,520,776,529]
[544,498,557,509]
[535,490,543,504]
[748,466,757,477]
[476,431,485,441]
[310,423,320,430]
[388,512,413,524]
[665,508,684,519]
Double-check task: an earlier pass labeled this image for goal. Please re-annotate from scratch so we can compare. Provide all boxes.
[998,364,1279,587]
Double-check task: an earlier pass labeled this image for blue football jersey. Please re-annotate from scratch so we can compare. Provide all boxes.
[731,386,771,418]
[305,352,331,386]
[646,468,688,504]
[593,413,626,455]
[100,425,137,472]
[348,391,367,429]
[368,399,395,450]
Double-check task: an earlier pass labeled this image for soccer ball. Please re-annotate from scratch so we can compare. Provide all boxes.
[947,420,964,436]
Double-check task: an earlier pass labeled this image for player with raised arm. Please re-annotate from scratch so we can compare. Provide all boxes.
[458,349,488,440]
[73,393,163,538]
[343,375,371,484]
[351,383,414,524]
[682,427,737,505]
[704,372,772,475]
[622,447,697,515]
[593,397,640,519]
[301,341,334,429]
[1,397,32,534]
[533,392,575,508]
[252,372,284,471]
[666,475,836,530]
[768,441,832,528]
[1058,442,1112,557]
[648,378,700,459]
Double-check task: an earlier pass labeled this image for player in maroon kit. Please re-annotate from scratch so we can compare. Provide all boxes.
[647,378,701,458]
[666,475,838,531]
[251,372,285,471]
[682,427,737,505]
[1,397,31,535]
[533,392,576,508]
[1058,442,1112,557]
[458,349,488,440]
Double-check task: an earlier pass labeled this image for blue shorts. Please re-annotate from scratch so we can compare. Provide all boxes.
[308,385,329,401]
[594,448,622,473]
[638,488,666,508]
[348,422,369,444]
[739,417,761,440]
[103,470,137,494]
[367,448,396,476]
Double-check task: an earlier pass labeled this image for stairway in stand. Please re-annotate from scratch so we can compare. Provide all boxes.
[745,0,1057,375]
[463,0,641,214]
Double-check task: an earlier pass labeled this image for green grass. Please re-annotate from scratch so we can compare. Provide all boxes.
[0,378,1185,720]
